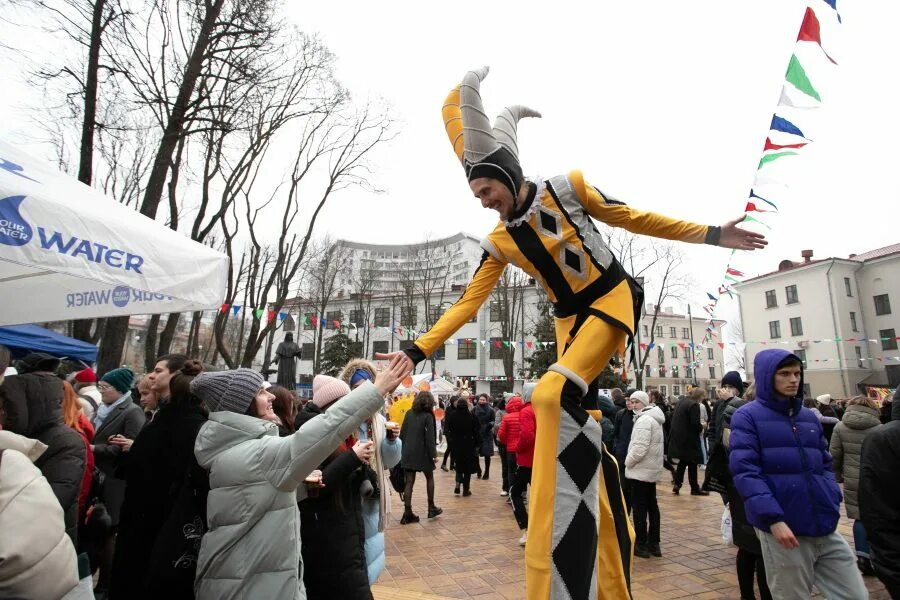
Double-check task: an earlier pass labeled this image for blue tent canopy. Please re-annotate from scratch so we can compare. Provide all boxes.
[0,324,98,363]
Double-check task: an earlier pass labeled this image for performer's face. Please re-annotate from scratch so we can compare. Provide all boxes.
[470,177,514,219]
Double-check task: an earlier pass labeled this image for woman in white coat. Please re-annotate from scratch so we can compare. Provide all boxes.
[190,356,409,600]
[625,391,666,559]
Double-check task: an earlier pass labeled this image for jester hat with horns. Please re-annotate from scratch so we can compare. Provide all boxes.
[442,67,540,199]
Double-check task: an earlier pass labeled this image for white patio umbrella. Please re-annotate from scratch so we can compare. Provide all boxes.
[0,139,228,326]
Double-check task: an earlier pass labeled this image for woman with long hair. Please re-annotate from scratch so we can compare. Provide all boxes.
[269,385,298,436]
[446,395,481,496]
[62,381,95,521]
[110,359,207,600]
[398,391,442,524]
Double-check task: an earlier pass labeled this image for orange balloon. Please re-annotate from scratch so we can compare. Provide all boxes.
[433,408,445,420]
[402,375,413,388]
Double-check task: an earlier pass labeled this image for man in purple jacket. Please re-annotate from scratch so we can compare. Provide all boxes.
[729,349,867,599]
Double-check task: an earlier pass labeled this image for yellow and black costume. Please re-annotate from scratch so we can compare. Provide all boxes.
[403,67,721,600]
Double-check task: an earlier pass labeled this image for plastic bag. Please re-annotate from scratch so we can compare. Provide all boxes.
[721,504,733,545]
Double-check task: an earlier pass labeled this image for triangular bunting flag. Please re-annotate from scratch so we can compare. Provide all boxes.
[745,201,774,214]
[268,310,276,322]
[726,267,744,277]
[526,341,533,349]
[798,7,838,64]
[232,305,241,316]
[742,214,772,229]
[771,115,806,138]
[822,0,841,24]
[220,303,229,314]
[279,312,287,321]
[785,55,822,101]
[707,292,717,301]
[749,190,779,210]
[759,151,799,169]
[254,309,264,319]
[779,85,821,110]
[764,137,808,151]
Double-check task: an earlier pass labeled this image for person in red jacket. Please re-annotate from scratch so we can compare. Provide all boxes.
[514,384,537,546]
[498,395,523,503]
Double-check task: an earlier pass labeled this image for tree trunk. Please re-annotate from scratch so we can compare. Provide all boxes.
[69,0,108,345]
[97,315,129,375]
[157,312,181,356]
[144,314,161,372]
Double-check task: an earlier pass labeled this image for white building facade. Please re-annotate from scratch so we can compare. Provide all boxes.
[735,244,900,398]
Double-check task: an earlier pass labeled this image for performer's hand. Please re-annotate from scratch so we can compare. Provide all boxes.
[374,351,414,374]
[374,354,412,396]
[718,216,768,251]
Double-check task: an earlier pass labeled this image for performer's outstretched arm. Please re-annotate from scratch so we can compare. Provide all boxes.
[376,251,506,366]
[578,174,766,250]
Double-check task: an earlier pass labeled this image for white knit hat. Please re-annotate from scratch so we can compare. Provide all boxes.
[630,391,651,408]
[190,368,265,413]
[312,375,350,409]
[816,394,832,406]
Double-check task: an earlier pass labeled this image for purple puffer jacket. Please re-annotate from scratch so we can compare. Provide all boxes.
[729,349,842,537]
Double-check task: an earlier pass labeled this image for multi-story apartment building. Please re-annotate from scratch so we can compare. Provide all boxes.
[735,244,900,397]
[635,304,727,399]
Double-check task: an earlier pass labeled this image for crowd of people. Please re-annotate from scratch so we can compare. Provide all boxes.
[1,341,898,600]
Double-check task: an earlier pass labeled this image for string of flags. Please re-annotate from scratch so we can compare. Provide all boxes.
[700,1,840,345]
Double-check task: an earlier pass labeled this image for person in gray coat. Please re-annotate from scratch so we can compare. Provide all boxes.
[191,355,408,600]
[830,395,883,576]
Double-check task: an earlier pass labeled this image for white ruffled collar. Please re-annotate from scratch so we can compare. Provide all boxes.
[503,176,545,228]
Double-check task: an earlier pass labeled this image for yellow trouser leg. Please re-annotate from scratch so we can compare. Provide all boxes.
[525,315,633,599]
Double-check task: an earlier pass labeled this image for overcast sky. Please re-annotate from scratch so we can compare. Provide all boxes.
[1,0,895,331]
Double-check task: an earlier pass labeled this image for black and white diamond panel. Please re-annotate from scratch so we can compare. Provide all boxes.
[537,206,563,240]
[560,243,587,280]
[550,402,605,600]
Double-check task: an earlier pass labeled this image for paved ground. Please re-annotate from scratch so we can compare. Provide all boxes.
[374,463,889,599]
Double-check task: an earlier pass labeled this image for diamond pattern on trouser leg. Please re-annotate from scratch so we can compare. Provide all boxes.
[550,407,605,600]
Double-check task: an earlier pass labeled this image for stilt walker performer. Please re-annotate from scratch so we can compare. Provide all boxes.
[378,66,766,599]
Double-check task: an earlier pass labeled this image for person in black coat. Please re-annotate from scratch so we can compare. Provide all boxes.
[859,392,900,598]
[440,398,455,472]
[109,361,208,600]
[446,397,482,496]
[399,391,441,523]
[612,390,636,512]
[297,400,375,600]
[668,388,708,495]
[1,368,86,545]
[472,394,494,480]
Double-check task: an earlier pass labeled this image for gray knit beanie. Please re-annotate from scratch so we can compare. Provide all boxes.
[190,368,264,413]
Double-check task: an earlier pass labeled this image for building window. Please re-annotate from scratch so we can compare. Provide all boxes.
[428,305,445,323]
[874,294,892,316]
[709,366,716,379]
[682,327,690,339]
[796,349,807,367]
[670,346,678,359]
[349,309,365,326]
[656,325,663,337]
[786,285,799,305]
[881,329,898,351]
[349,341,364,358]
[683,346,691,359]
[765,290,777,308]
[490,301,507,322]
[433,344,446,360]
[373,307,390,327]
[707,348,714,360]
[790,317,803,337]
[657,347,665,363]
[371,341,388,358]
[490,379,512,397]
[489,338,504,359]
[642,324,649,337]
[325,311,342,330]
[669,327,677,338]
[671,365,679,378]
[301,343,315,360]
[458,339,477,360]
[769,320,781,339]
[845,277,853,297]
[283,314,296,332]
[400,306,417,327]
[659,385,668,397]
[855,346,864,368]
[850,312,858,332]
